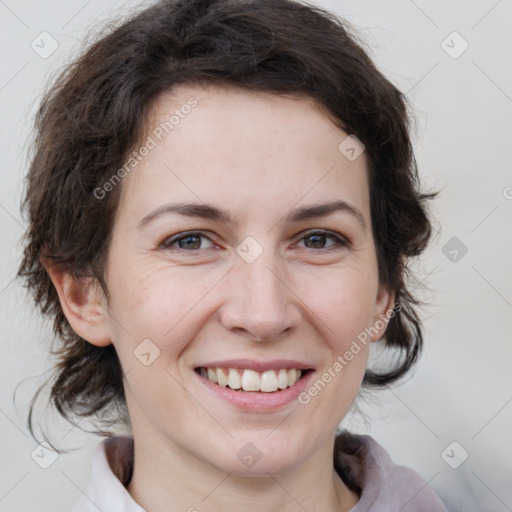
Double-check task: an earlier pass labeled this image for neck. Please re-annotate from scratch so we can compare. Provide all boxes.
[126,424,359,512]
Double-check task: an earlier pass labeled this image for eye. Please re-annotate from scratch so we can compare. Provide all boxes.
[160,229,349,253]
[295,230,348,250]
[160,231,216,251]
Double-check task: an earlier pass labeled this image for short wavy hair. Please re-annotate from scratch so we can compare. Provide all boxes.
[17,0,437,436]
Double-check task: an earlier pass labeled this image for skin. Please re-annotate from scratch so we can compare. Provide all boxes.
[48,84,395,512]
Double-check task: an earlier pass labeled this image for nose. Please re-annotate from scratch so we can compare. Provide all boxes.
[218,246,302,342]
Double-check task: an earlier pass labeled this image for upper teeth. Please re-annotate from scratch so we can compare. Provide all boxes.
[199,367,303,392]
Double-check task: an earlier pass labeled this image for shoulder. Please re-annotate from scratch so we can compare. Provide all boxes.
[334,430,448,512]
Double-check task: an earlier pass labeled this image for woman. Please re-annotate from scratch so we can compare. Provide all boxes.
[17,0,448,510]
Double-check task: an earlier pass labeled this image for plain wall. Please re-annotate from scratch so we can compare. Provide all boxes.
[1,1,511,511]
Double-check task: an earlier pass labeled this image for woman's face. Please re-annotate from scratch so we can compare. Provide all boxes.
[100,84,393,475]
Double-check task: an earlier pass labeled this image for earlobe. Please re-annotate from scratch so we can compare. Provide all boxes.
[43,259,112,347]
[369,284,396,342]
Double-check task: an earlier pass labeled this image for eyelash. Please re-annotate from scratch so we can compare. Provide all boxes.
[160,229,349,253]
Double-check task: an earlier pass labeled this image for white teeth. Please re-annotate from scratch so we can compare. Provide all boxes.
[260,370,278,392]
[216,368,228,387]
[228,368,241,389]
[201,367,305,392]
[241,369,260,391]
[277,369,288,389]
[207,368,218,383]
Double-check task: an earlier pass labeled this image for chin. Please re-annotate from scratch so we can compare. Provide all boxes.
[207,431,312,477]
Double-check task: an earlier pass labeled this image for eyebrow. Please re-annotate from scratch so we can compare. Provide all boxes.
[136,199,367,232]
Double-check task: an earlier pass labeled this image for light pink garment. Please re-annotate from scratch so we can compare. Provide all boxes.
[71,432,448,511]
[334,432,448,511]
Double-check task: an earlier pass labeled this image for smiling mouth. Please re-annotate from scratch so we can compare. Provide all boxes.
[195,367,313,393]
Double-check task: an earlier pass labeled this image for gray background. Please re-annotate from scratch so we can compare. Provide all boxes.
[1,1,511,510]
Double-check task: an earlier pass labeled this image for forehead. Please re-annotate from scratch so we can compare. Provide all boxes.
[116,84,370,226]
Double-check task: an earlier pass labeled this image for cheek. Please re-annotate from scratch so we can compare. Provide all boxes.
[110,261,213,338]
[297,267,379,348]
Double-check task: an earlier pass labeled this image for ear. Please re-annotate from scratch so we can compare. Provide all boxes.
[43,259,112,347]
[369,283,396,342]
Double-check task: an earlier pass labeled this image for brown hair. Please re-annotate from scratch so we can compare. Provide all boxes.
[17,0,437,438]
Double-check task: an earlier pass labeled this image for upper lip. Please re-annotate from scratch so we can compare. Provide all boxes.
[195,359,314,372]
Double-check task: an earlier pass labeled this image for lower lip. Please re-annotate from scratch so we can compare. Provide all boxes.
[195,370,315,412]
